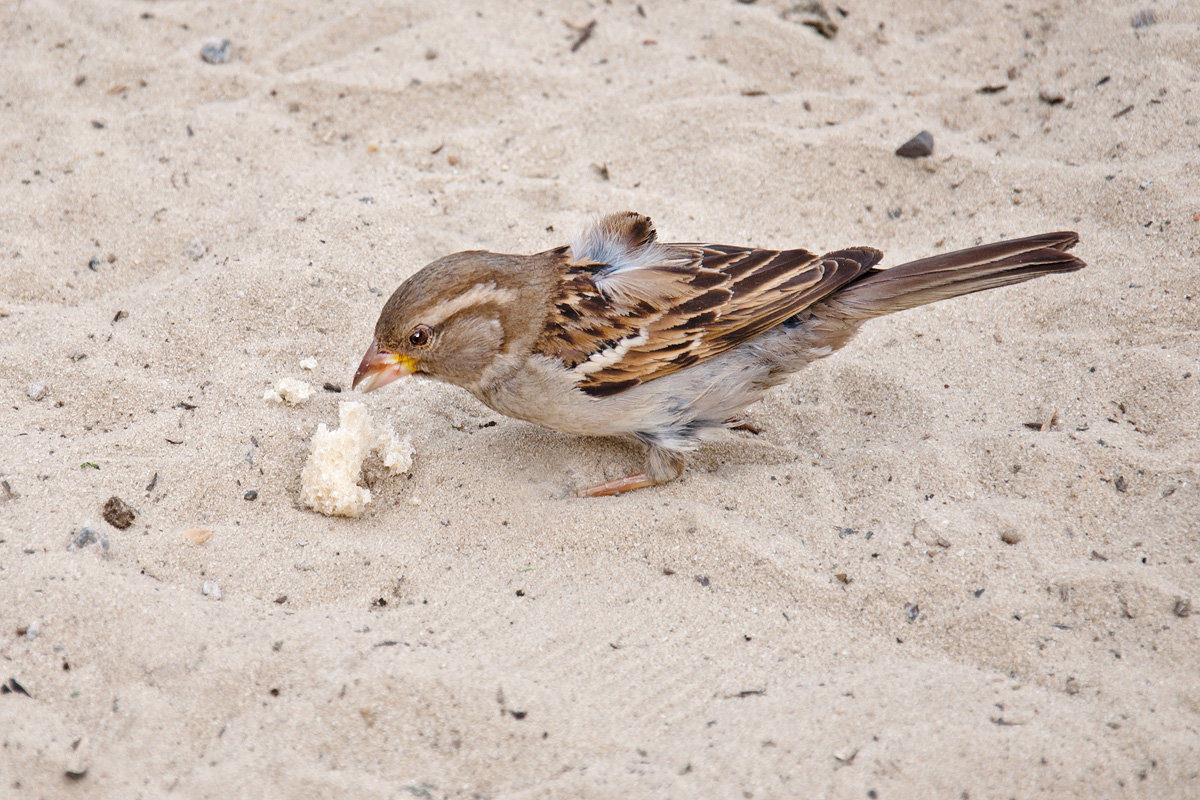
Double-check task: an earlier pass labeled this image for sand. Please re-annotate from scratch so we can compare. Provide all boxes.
[2,0,1198,796]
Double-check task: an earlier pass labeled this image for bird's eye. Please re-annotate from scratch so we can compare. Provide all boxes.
[408,324,433,348]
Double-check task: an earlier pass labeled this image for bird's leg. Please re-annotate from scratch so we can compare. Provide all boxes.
[575,472,659,497]
[575,447,685,498]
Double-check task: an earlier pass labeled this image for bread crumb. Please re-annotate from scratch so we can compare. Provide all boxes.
[300,401,414,517]
[374,425,415,475]
[263,377,314,405]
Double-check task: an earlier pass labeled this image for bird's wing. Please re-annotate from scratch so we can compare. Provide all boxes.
[536,212,881,396]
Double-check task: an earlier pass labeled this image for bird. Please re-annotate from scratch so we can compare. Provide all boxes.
[353,212,1085,497]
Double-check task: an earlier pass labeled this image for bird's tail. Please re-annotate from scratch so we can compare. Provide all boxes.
[821,232,1085,321]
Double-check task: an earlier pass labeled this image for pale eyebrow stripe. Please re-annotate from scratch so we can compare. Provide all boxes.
[422,283,517,326]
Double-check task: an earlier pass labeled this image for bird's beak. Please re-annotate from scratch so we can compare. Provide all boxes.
[352,338,416,392]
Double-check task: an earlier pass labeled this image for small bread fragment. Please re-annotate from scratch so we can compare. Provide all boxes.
[300,401,414,517]
[263,377,315,405]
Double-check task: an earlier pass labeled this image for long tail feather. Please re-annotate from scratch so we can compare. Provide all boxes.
[824,232,1085,319]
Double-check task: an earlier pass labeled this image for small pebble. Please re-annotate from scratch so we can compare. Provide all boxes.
[64,735,90,780]
[102,496,135,529]
[783,1,839,39]
[244,490,258,501]
[1174,598,1192,618]
[202,580,222,600]
[27,382,48,401]
[299,357,318,371]
[184,238,207,260]
[24,621,40,640]
[895,130,934,158]
[200,38,232,64]
[1131,9,1157,28]
[182,528,213,545]
[1038,88,1065,105]
[68,527,109,555]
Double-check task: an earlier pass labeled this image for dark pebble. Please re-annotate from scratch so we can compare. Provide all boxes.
[323,382,342,393]
[1174,598,1192,618]
[895,130,934,158]
[244,490,258,501]
[102,496,135,529]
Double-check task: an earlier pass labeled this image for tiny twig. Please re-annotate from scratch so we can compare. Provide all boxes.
[568,19,596,52]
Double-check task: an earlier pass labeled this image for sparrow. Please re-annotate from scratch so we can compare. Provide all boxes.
[353,212,1085,496]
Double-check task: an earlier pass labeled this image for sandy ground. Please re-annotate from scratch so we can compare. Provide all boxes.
[2,0,1198,797]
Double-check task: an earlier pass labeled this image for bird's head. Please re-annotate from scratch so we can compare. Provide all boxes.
[353,250,553,393]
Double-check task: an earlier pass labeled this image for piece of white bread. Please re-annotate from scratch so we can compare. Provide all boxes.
[300,401,413,517]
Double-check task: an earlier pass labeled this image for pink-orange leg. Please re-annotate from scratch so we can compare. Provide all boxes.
[575,449,685,498]
[575,472,660,498]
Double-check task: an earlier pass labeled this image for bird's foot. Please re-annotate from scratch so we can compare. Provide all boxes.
[728,419,762,435]
[575,445,685,497]
[574,472,660,498]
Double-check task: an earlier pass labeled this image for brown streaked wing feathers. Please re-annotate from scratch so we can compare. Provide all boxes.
[537,244,883,395]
